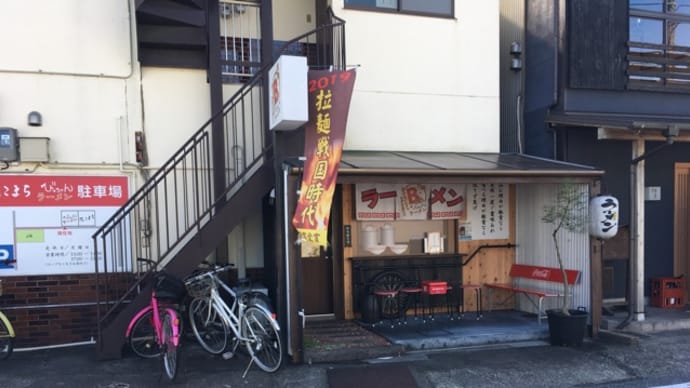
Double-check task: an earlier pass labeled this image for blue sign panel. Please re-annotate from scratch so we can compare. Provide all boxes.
[0,244,15,268]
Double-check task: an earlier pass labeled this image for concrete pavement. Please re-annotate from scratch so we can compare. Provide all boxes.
[5,305,690,387]
[5,327,690,388]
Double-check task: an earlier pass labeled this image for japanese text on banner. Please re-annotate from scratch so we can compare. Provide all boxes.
[292,69,357,247]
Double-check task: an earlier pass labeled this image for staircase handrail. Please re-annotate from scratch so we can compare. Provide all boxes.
[93,8,346,332]
[93,11,345,242]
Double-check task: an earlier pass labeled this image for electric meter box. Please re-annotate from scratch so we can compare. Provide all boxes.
[0,127,19,162]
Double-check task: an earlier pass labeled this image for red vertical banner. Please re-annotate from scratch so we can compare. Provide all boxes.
[292,69,357,247]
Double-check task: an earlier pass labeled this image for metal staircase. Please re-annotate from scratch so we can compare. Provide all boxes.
[93,7,346,359]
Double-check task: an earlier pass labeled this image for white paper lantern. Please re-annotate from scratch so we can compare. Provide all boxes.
[589,195,619,239]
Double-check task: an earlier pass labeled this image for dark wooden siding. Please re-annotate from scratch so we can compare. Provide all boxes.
[568,0,627,90]
[136,0,209,69]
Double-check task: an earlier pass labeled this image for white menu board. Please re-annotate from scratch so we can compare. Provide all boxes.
[464,183,509,240]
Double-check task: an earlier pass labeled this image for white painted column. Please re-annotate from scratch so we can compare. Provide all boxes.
[632,139,646,321]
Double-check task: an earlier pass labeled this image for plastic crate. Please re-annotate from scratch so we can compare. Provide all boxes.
[650,277,686,309]
[422,280,448,295]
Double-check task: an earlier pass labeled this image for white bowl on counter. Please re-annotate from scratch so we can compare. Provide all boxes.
[389,244,408,255]
[365,245,387,255]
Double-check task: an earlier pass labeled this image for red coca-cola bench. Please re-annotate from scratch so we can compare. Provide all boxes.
[485,264,581,325]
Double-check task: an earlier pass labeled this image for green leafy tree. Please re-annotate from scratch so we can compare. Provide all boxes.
[541,183,588,315]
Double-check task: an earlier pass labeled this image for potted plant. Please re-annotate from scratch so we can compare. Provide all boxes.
[541,183,589,346]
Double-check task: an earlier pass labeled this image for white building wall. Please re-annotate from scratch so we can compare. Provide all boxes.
[0,1,217,173]
[0,73,137,165]
[331,0,500,152]
[0,0,132,77]
[0,0,141,169]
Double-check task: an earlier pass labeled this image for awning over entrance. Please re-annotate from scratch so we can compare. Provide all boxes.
[547,111,690,129]
[334,151,604,183]
[546,111,690,142]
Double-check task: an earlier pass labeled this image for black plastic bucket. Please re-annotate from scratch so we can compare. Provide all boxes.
[546,308,588,346]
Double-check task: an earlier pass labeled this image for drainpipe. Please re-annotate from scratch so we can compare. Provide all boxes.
[282,163,291,355]
[617,126,678,329]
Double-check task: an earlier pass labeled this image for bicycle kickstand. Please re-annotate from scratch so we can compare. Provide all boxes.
[242,357,256,379]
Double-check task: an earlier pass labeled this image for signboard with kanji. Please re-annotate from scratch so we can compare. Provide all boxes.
[355,183,466,221]
[0,175,129,276]
[292,69,357,247]
[464,183,509,240]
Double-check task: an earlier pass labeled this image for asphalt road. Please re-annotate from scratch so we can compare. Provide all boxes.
[4,329,690,388]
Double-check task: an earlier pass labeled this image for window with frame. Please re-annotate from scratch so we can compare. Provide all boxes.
[628,0,690,91]
[344,0,453,18]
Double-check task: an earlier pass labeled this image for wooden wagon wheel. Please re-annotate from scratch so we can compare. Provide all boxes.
[370,271,407,319]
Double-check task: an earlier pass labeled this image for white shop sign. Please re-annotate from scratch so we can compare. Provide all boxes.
[268,55,308,131]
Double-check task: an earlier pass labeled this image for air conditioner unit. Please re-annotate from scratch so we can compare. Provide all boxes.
[220,3,232,17]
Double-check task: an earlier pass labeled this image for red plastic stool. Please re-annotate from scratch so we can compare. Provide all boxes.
[456,284,483,320]
[373,289,400,328]
[399,285,424,323]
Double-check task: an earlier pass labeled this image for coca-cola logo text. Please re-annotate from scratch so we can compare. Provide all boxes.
[531,268,550,279]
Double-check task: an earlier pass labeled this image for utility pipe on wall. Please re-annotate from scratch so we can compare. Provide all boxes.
[282,163,292,356]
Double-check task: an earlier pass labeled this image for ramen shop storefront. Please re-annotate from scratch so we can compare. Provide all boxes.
[282,151,604,362]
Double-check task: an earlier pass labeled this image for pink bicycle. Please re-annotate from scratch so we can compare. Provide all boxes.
[125,258,185,382]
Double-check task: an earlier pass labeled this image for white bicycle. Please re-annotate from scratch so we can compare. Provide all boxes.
[184,264,282,376]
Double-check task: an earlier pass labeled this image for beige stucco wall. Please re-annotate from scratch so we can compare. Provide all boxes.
[140,68,211,166]
[273,0,316,40]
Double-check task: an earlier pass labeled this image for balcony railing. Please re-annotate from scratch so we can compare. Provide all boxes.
[627,41,690,92]
[220,1,262,82]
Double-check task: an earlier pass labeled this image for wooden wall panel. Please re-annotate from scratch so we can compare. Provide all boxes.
[341,184,519,317]
[457,185,517,311]
[674,164,690,300]
[342,184,355,319]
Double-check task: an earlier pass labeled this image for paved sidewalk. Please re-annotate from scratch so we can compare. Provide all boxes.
[5,329,690,388]
[4,338,329,388]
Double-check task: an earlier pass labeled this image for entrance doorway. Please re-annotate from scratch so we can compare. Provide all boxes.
[674,163,690,299]
[301,246,334,316]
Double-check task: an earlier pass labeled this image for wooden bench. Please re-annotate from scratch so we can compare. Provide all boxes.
[485,264,581,325]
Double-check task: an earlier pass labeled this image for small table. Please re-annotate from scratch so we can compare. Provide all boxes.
[421,280,453,320]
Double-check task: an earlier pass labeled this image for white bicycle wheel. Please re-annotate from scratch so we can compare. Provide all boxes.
[188,297,231,354]
[240,306,282,373]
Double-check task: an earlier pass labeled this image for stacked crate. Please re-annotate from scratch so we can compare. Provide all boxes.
[650,277,686,308]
